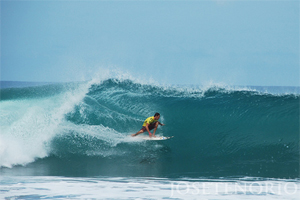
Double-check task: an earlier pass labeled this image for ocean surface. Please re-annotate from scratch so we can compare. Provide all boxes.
[0,79,299,199]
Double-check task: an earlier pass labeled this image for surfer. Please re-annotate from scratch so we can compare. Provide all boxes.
[131,113,165,137]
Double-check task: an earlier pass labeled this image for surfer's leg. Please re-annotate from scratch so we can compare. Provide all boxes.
[131,129,145,137]
[152,122,159,137]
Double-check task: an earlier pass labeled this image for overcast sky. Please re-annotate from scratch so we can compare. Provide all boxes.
[1,0,299,86]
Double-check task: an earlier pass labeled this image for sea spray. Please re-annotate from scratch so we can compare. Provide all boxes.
[0,81,94,167]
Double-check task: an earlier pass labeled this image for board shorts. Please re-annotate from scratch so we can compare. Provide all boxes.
[140,122,157,132]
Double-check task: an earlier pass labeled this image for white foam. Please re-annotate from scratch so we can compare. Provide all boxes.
[1,176,299,200]
[0,81,94,168]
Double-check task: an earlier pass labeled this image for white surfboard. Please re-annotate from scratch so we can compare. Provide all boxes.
[141,136,174,141]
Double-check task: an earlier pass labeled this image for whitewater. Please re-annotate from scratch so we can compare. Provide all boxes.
[0,78,299,199]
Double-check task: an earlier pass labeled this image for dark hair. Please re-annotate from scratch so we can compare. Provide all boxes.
[154,112,160,117]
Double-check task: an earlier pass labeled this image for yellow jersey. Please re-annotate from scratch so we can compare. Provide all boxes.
[142,116,158,127]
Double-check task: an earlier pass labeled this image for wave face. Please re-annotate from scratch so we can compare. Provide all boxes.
[0,79,299,178]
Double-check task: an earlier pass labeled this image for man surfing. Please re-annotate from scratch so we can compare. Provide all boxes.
[131,113,165,137]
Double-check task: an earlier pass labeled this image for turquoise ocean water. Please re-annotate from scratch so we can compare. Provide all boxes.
[0,79,299,199]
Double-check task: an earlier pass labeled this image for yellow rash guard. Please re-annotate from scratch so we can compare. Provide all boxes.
[142,116,158,127]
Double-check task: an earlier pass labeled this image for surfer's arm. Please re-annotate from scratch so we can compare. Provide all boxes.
[158,121,165,126]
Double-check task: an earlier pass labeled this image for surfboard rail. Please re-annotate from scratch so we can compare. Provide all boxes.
[141,136,174,140]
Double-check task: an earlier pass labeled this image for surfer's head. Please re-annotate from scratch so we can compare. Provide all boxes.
[154,112,160,120]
